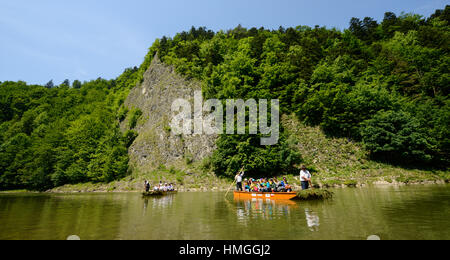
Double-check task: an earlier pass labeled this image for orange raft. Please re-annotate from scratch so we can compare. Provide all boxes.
[234,191,297,201]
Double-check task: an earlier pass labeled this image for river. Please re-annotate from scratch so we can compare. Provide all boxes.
[0,185,449,240]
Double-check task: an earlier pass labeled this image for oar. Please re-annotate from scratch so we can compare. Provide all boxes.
[309,171,315,190]
[224,180,237,198]
[309,180,314,190]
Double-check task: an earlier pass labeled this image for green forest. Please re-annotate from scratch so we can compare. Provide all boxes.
[0,6,449,190]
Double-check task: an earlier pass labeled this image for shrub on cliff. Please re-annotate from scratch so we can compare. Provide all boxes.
[211,133,302,178]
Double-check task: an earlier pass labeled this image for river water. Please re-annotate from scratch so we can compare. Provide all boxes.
[0,185,449,240]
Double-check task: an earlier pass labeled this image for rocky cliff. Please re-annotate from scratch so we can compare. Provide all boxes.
[123,55,217,174]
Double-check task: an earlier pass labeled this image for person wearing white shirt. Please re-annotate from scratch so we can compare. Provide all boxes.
[300,165,312,190]
[235,169,245,191]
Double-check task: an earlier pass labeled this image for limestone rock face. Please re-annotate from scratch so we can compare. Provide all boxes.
[124,56,217,173]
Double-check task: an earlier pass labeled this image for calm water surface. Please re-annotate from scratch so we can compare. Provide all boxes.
[0,185,449,240]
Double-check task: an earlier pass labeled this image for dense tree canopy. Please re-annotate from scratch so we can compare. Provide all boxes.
[150,6,449,174]
[0,53,151,190]
[0,6,448,189]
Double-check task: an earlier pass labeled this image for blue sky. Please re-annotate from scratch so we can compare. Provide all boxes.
[0,0,447,85]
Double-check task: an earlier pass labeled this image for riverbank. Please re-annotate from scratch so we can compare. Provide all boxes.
[1,171,446,194]
[44,156,449,193]
[1,181,448,194]
[47,179,449,194]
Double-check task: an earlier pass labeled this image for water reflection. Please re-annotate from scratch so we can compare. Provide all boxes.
[143,198,148,216]
[143,195,176,216]
[234,198,299,221]
[305,209,320,232]
[1,186,449,240]
[233,198,321,233]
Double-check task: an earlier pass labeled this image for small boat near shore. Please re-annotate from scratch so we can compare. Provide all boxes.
[142,191,178,197]
[234,191,297,201]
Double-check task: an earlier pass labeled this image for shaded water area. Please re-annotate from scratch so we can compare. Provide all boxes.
[0,185,449,240]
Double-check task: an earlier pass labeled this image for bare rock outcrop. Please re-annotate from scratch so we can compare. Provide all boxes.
[123,56,217,173]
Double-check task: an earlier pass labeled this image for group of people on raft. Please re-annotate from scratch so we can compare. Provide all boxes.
[235,165,313,192]
[144,181,175,193]
[143,165,313,193]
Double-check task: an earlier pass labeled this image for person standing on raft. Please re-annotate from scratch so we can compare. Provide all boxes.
[235,168,245,191]
[144,180,151,193]
[300,165,312,190]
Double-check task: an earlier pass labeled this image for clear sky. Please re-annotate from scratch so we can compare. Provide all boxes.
[0,0,448,85]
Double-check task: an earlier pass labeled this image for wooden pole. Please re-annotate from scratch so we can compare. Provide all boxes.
[224,180,237,198]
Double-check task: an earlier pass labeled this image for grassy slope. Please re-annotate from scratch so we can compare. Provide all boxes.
[282,114,450,187]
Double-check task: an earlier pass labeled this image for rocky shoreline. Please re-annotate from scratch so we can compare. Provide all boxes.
[2,178,447,194]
